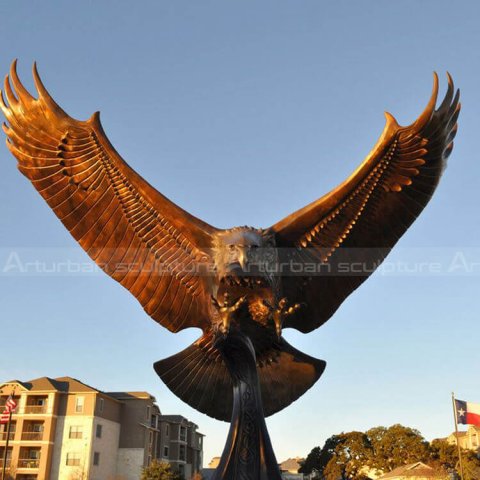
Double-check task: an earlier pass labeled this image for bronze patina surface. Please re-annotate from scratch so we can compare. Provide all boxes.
[1,61,459,479]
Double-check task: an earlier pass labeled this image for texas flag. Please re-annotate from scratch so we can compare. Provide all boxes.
[455,399,480,427]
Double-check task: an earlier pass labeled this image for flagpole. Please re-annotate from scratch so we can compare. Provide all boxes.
[1,410,12,480]
[452,392,465,480]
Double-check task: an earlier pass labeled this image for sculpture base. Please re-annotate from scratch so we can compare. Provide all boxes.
[212,331,283,480]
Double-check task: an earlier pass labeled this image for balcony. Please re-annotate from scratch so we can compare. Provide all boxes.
[18,447,41,470]
[0,459,11,468]
[21,421,44,442]
[0,431,15,441]
[24,405,47,414]
[21,432,43,441]
[18,459,40,469]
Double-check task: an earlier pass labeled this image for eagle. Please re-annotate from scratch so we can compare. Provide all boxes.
[1,61,459,422]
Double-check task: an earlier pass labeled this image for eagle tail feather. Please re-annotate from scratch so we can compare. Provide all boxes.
[154,332,326,422]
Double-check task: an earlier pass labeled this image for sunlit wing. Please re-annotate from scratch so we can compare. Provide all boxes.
[271,74,460,333]
[1,61,218,333]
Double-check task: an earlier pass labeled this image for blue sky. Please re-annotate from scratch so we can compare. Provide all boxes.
[0,0,479,464]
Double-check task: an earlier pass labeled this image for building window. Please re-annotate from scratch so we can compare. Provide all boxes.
[69,426,83,439]
[146,406,151,421]
[165,424,169,436]
[96,424,102,439]
[180,426,187,442]
[149,431,153,445]
[163,446,169,458]
[66,452,81,466]
[179,444,186,462]
[75,396,84,413]
[28,449,41,460]
[93,452,100,466]
[32,423,44,433]
[151,415,157,429]
[98,398,104,413]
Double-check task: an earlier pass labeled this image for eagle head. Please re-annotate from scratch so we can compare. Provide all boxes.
[212,227,278,295]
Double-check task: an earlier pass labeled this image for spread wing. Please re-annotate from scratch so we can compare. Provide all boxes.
[1,61,218,333]
[271,74,460,333]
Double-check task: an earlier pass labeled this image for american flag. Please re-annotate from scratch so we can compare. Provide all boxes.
[0,394,17,424]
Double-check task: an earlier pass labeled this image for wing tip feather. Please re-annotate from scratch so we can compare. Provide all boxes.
[410,72,439,131]
[31,61,66,115]
[9,59,35,103]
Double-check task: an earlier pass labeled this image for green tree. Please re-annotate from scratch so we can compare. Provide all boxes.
[141,460,183,480]
[429,438,458,474]
[299,437,344,477]
[301,432,372,480]
[462,450,480,480]
[323,432,372,480]
[430,438,480,480]
[301,425,480,480]
[299,446,323,476]
[323,458,345,480]
[366,424,430,472]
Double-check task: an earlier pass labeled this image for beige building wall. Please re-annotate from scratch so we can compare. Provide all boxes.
[50,414,94,479]
[90,417,121,480]
[116,448,146,480]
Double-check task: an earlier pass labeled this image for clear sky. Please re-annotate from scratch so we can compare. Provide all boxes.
[0,0,479,465]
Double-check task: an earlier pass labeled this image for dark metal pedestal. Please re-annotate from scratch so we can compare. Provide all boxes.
[212,331,283,480]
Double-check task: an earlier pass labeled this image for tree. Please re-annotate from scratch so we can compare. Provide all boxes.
[300,433,372,480]
[462,450,480,480]
[299,446,323,476]
[301,425,480,480]
[141,460,183,480]
[366,424,430,472]
[429,438,458,474]
[300,437,344,477]
[430,438,480,480]
[323,432,372,480]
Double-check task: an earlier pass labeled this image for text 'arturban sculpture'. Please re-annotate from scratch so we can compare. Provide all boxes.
[1,61,459,479]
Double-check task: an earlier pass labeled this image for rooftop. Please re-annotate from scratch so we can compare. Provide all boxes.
[279,457,304,473]
[1,376,100,393]
[108,391,156,401]
[379,462,446,479]
[0,377,155,404]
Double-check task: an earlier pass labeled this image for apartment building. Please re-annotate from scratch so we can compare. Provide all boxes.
[0,377,203,480]
[157,415,203,479]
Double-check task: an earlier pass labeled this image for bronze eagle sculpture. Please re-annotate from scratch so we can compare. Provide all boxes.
[1,62,459,425]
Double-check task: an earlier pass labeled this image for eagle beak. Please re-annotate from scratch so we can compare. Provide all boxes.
[237,248,247,270]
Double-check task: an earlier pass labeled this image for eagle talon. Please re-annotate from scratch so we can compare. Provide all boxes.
[263,297,304,338]
[212,293,247,335]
